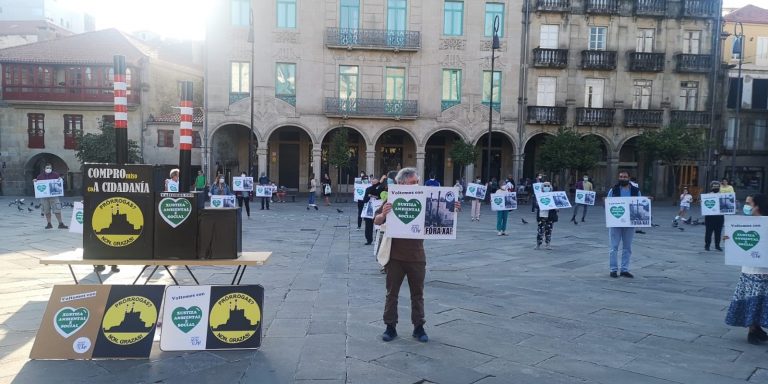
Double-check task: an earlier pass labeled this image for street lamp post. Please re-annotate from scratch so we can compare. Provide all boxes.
[248,9,256,179]
[729,22,744,183]
[486,15,500,185]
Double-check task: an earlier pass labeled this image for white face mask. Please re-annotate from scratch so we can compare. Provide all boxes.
[45,168,52,174]
[543,186,552,192]
[583,177,588,181]
[219,178,225,184]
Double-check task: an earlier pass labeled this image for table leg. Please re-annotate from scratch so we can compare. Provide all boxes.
[95,270,103,284]
[144,266,160,285]
[163,266,179,285]
[184,265,200,285]
[237,265,247,285]
[132,265,149,285]
[67,265,79,284]
[231,265,242,285]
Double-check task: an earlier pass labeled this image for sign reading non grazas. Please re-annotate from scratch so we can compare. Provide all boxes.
[385,185,458,239]
[574,190,596,206]
[724,216,768,268]
[604,197,652,228]
[210,195,236,209]
[466,183,487,200]
[34,179,64,198]
[490,192,517,211]
[700,193,737,216]
[232,177,254,192]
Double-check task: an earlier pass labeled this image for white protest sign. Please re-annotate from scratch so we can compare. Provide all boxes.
[361,198,382,219]
[700,193,736,216]
[466,183,487,200]
[166,180,179,192]
[254,185,273,197]
[536,192,558,210]
[532,182,544,196]
[386,185,458,239]
[574,189,596,206]
[232,177,254,192]
[69,202,84,234]
[490,192,517,211]
[160,285,211,351]
[551,191,571,208]
[353,181,370,202]
[724,216,768,268]
[604,197,652,228]
[210,195,236,209]
[34,179,64,198]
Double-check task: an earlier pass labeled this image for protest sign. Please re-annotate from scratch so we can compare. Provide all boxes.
[353,180,370,201]
[700,193,737,216]
[490,192,517,211]
[532,182,544,196]
[210,195,236,209]
[574,190,596,206]
[360,199,382,219]
[232,177,254,192]
[604,197,652,227]
[724,216,768,268]
[34,179,64,198]
[69,202,84,234]
[254,185,272,197]
[466,183,487,200]
[385,185,458,239]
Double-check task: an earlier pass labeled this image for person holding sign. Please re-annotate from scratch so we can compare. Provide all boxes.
[470,177,483,221]
[34,163,67,229]
[704,181,725,251]
[164,168,180,192]
[374,168,461,343]
[362,177,380,245]
[321,173,332,206]
[235,172,252,218]
[356,174,370,230]
[725,193,768,344]
[258,172,270,210]
[495,182,512,236]
[535,182,558,249]
[307,174,319,210]
[571,175,593,224]
[607,171,640,278]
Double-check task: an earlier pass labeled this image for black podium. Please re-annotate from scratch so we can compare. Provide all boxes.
[197,208,242,259]
[154,192,198,259]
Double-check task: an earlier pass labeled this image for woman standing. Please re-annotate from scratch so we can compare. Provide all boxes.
[495,181,511,236]
[307,174,318,210]
[471,177,482,221]
[725,194,768,344]
[209,175,232,196]
[234,172,252,218]
[535,181,558,250]
[321,173,332,206]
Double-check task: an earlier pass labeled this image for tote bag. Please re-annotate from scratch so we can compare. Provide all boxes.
[373,224,391,266]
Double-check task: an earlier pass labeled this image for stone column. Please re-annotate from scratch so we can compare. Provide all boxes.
[366,149,375,178]
[512,155,523,183]
[256,145,267,178]
[466,164,475,183]
[415,148,425,180]
[312,143,322,194]
[606,155,619,185]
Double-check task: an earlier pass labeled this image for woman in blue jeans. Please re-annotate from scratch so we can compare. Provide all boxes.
[307,175,318,210]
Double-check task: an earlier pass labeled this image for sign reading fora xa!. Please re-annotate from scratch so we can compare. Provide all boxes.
[83,164,155,260]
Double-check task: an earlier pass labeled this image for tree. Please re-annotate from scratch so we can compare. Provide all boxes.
[449,139,481,182]
[328,127,351,198]
[637,121,707,196]
[75,120,141,164]
[538,127,601,189]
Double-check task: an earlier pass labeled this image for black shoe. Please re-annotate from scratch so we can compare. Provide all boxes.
[756,328,768,341]
[705,246,710,251]
[382,324,397,342]
[45,223,53,229]
[314,206,319,210]
[748,331,764,345]
[93,265,106,272]
[715,246,723,251]
[58,223,68,229]
[364,242,372,245]
[412,325,429,342]
[620,271,634,278]
[307,206,310,210]
[581,218,585,222]
[110,265,120,273]
[610,271,618,278]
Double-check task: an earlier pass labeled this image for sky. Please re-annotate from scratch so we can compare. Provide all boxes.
[67,0,762,42]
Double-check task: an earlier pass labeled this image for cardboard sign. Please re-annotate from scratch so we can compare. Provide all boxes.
[353,181,371,202]
[466,183,487,200]
[385,185,458,239]
[69,202,84,234]
[360,199,383,219]
[210,195,236,209]
[542,191,571,208]
[700,193,737,216]
[232,177,254,192]
[34,178,64,198]
[490,192,517,211]
[532,182,544,196]
[605,197,652,228]
[574,189,596,206]
[155,193,198,260]
[724,216,768,268]
[160,285,263,351]
[254,185,273,197]
[31,285,164,360]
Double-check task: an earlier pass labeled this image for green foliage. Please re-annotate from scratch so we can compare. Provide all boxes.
[539,127,601,174]
[637,121,706,168]
[328,127,351,170]
[75,120,141,164]
[449,139,481,180]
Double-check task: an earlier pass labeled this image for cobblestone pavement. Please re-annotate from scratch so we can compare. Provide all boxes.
[0,195,767,384]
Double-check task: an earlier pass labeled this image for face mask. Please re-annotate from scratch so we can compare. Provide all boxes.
[583,177,588,181]
[743,205,753,216]
[219,179,225,183]
[619,180,629,186]
[542,186,552,192]
[45,168,52,174]
[711,188,720,193]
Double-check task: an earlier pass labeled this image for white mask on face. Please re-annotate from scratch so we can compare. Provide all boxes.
[45,168,52,174]
[219,178,225,183]
[583,177,588,181]
[543,186,552,192]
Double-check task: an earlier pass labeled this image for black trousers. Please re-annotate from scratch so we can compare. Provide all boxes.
[705,215,724,248]
[364,218,374,244]
[357,200,365,228]
[237,196,250,216]
[260,196,270,210]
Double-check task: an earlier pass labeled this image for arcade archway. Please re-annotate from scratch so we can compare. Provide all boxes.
[374,129,417,178]
[425,130,463,186]
[266,125,313,189]
[211,124,257,181]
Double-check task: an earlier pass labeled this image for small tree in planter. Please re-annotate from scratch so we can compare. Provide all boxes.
[449,139,481,184]
[75,120,142,164]
[328,127,351,202]
[637,121,706,199]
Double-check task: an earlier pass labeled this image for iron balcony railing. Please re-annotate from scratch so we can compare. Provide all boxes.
[527,106,567,125]
[581,50,617,70]
[682,0,718,18]
[634,0,666,16]
[441,100,461,111]
[624,109,664,127]
[576,108,615,126]
[629,52,665,72]
[324,97,418,119]
[325,28,421,51]
[536,0,570,12]
[585,0,620,14]
[276,95,296,106]
[671,110,711,126]
[533,48,568,68]
[675,54,712,73]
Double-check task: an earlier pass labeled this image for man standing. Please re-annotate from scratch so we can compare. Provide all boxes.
[704,181,724,251]
[607,171,639,278]
[258,172,270,210]
[362,177,380,245]
[425,173,441,187]
[194,170,206,192]
[33,163,67,229]
[571,174,593,224]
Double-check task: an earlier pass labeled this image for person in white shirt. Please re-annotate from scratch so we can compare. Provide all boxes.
[675,187,693,223]
[535,181,558,250]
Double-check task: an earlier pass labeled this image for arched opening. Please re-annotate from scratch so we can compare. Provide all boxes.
[425,130,463,186]
[618,136,653,195]
[267,125,312,190]
[474,132,514,184]
[25,153,70,196]
[375,129,417,177]
[522,133,552,181]
[580,134,609,192]
[321,127,366,190]
[211,124,257,182]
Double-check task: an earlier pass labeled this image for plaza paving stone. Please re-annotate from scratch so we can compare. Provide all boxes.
[0,195,767,383]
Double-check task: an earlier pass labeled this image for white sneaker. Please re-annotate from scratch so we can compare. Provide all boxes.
[497,231,503,236]
[545,243,552,250]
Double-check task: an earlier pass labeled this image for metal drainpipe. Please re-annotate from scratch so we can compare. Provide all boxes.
[516,0,531,181]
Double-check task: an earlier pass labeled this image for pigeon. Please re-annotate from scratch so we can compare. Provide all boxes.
[17,205,23,211]
[651,224,660,227]
[27,207,33,212]
[678,227,685,231]
[635,230,646,234]
[521,218,528,224]
[336,208,344,213]
[34,203,41,209]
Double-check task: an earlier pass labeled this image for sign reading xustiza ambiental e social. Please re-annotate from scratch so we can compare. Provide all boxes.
[724,216,768,268]
[385,185,458,239]
[604,197,652,228]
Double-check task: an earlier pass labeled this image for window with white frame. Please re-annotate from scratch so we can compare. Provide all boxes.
[683,30,701,54]
[680,81,698,111]
[584,78,604,108]
[636,28,654,53]
[536,77,556,106]
[632,80,652,109]
[539,25,559,49]
[589,27,607,50]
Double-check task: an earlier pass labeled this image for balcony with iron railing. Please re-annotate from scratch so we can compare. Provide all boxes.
[576,108,615,126]
[675,54,712,73]
[581,50,617,70]
[681,0,718,18]
[536,0,570,12]
[671,110,710,126]
[629,52,665,72]
[585,0,620,14]
[325,28,420,51]
[324,97,418,119]
[533,48,568,68]
[527,106,567,125]
[624,109,664,127]
[634,0,666,16]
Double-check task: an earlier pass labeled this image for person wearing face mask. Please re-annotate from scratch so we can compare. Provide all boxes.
[33,163,67,229]
[258,172,271,210]
[471,176,482,221]
[571,175,593,224]
[234,172,252,218]
[704,181,725,251]
[606,170,641,278]
[209,175,232,197]
[725,193,768,344]
[535,181,558,249]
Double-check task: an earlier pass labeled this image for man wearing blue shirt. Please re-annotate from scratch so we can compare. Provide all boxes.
[606,171,640,278]
[425,174,441,187]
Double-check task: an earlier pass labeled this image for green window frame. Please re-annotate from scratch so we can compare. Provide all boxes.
[484,3,504,37]
[442,69,461,110]
[387,0,407,32]
[277,0,297,29]
[443,1,464,36]
[385,67,406,101]
[340,0,360,29]
[230,61,250,104]
[231,0,250,27]
[339,65,359,100]
[275,63,296,106]
[482,70,501,110]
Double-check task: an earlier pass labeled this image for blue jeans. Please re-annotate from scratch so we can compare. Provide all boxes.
[308,192,316,205]
[609,227,635,272]
[496,210,509,232]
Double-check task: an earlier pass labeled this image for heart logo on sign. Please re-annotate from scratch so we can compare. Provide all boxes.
[235,180,241,187]
[392,198,421,224]
[468,186,476,193]
[704,200,716,209]
[171,306,203,333]
[733,230,760,251]
[610,206,625,218]
[494,197,503,205]
[75,211,84,224]
[37,184,46,192]
[577,193,584,200]
[540,198,551,206]
[212,199,221,207]
[159,198,192,228]
[54,307,89,338]
[257,187,264,194]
